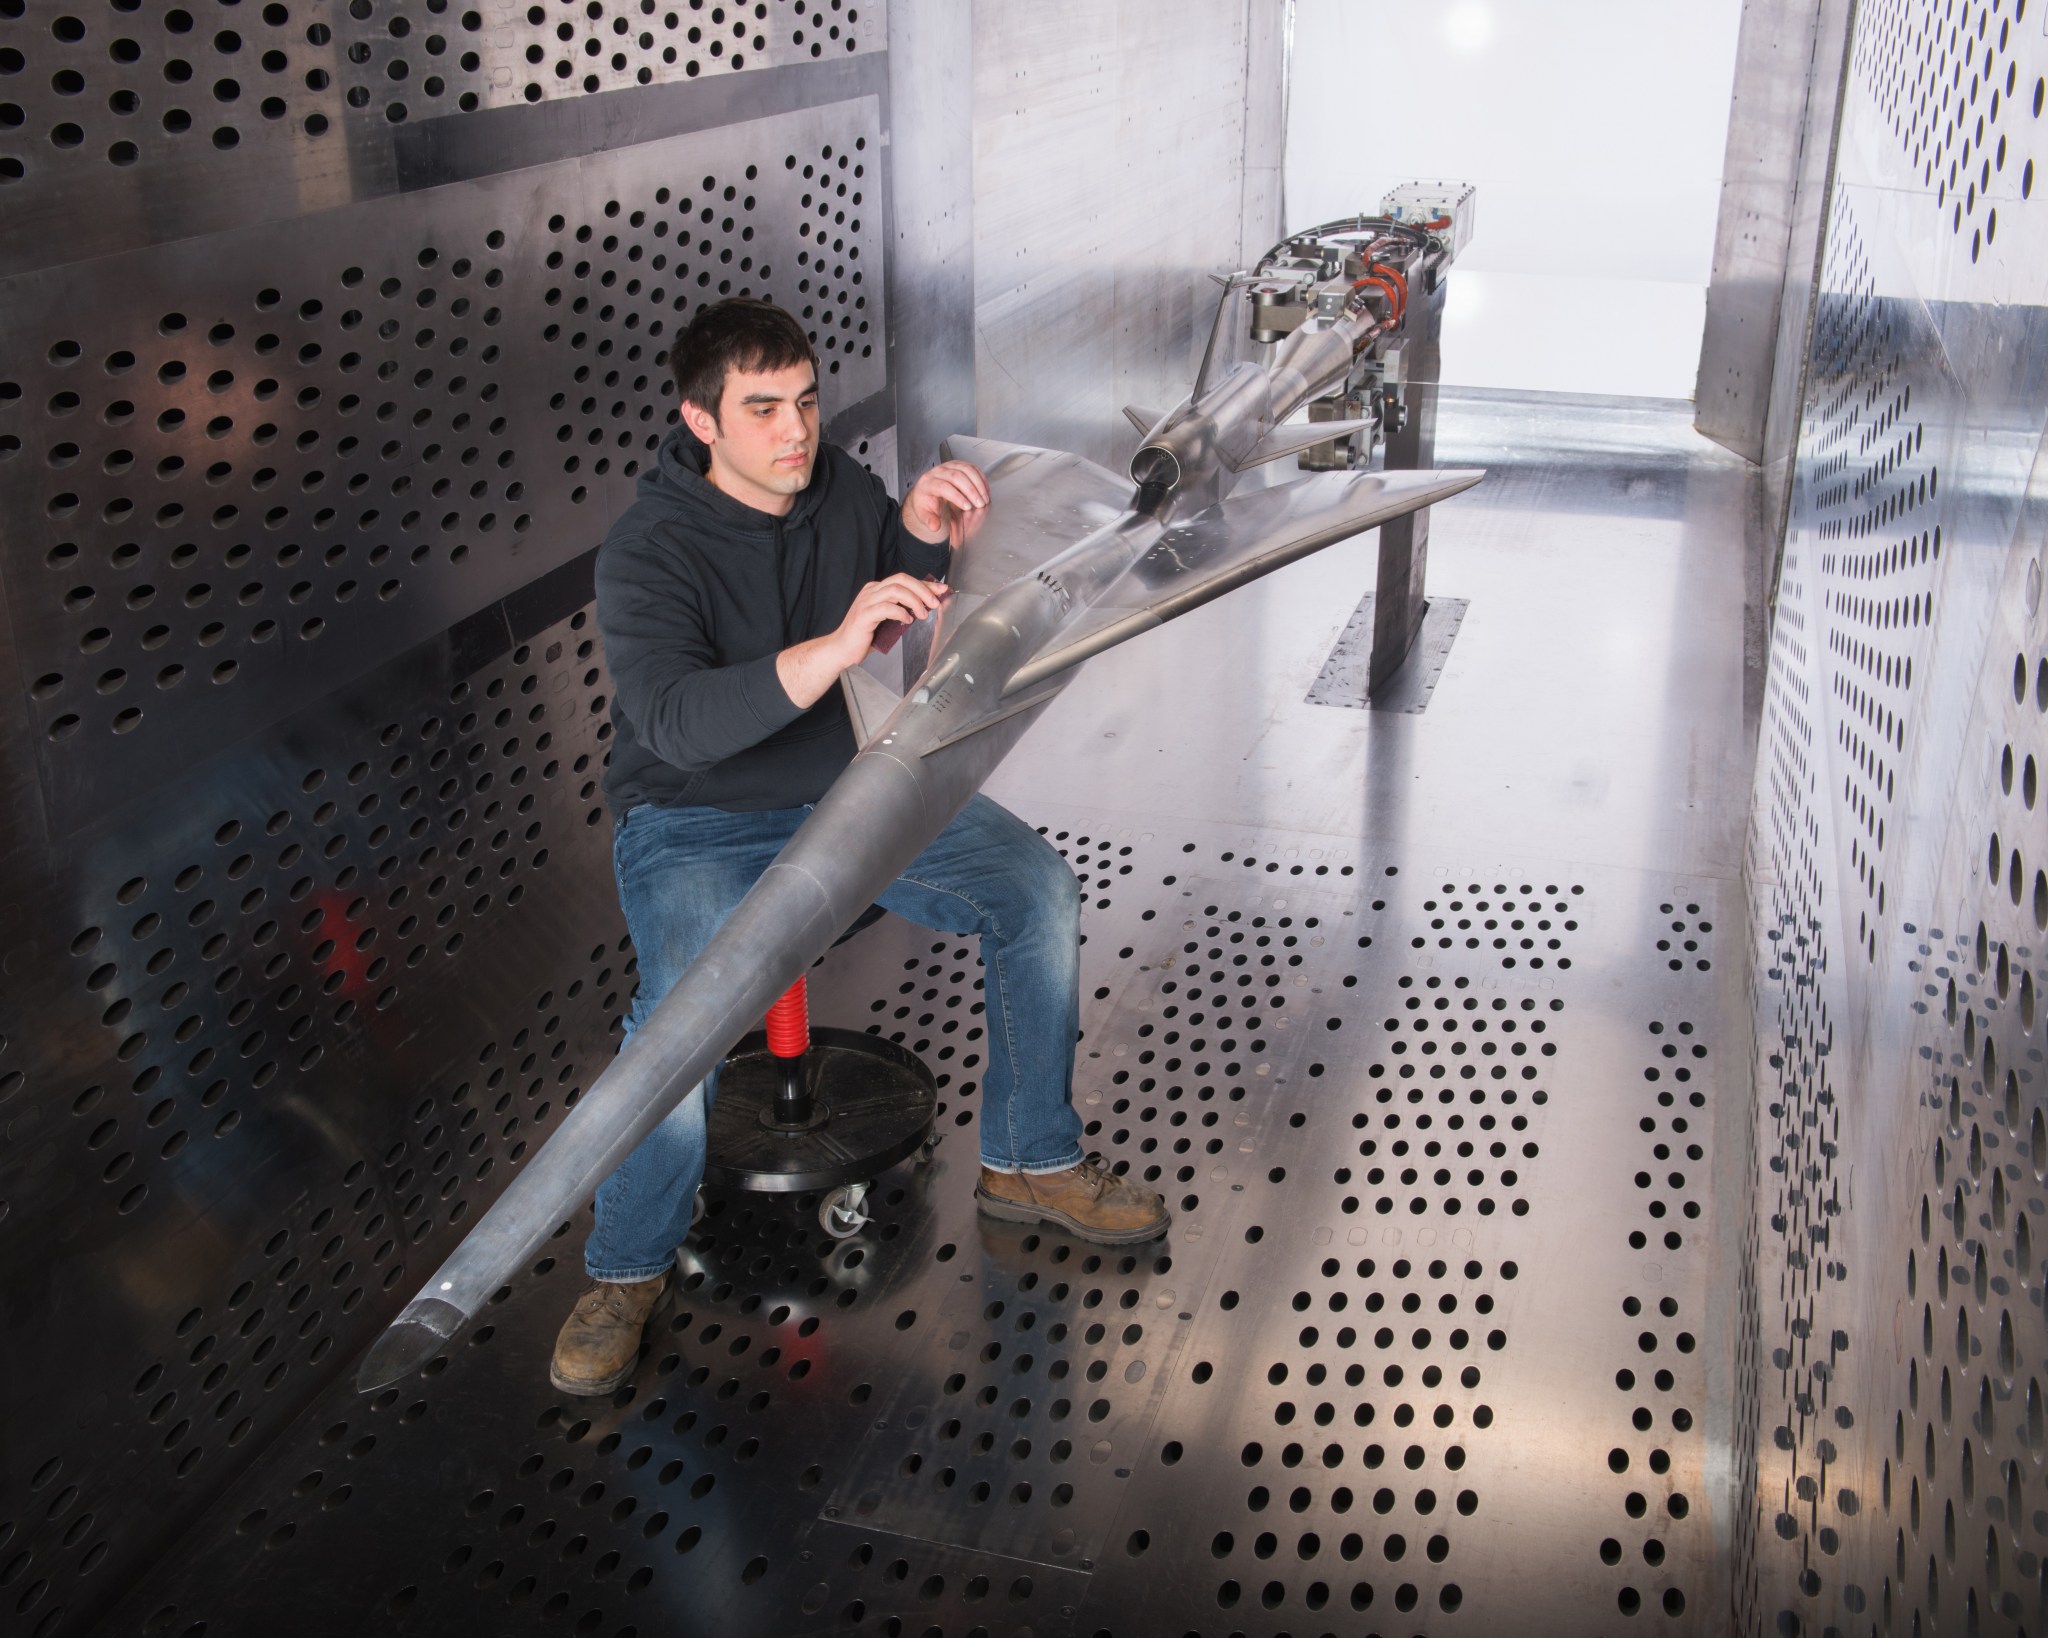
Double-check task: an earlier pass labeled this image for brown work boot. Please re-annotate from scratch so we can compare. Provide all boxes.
[548,1273,671,1396]
[976,1159,1170,1245]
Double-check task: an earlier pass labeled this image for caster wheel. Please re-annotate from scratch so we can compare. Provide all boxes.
[819,1184,869,1240]
[916,1132,942,1164]
[690,1191,706,1228]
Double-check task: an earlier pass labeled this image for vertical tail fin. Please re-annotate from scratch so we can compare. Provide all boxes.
[1193,275,1254,406]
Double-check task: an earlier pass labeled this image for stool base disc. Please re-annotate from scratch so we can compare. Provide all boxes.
[704,1027,937,1193]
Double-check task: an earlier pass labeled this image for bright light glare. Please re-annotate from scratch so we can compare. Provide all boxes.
[1442,2,1495,53]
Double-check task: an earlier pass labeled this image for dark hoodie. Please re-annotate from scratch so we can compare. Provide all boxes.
[595,426,949,815]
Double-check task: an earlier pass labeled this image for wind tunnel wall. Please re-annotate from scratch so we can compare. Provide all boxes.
[0,5,1279,1635]
[0,16,896,1636]
[1739,0,2048,1632]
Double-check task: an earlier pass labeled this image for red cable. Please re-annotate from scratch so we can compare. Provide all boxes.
[765,975,810,1059]
[1350,271,1404,324]
[1371,261,1408,315]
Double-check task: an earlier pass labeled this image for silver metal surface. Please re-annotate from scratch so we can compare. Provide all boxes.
[2,97,888,833]
[0,19,898,1633]
[1698,0,1859,577]
[1754,0,1859,523]
[0,3,886,275]
[1372,263,1447,692]
[1695,0,1855,470]
[884,0,975,489]
[0,585,628,1638]
[1308,594,1469,714]
[970,0,1285,470]
[1738,2,2048,1633]
[1238,2,1292,276]
[94,384,1758,1637]
[0,3,1807,1632]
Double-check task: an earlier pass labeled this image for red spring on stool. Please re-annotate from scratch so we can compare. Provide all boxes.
[764,975,810,1059]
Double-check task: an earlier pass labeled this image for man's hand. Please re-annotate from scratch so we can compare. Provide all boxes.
[832,574,950,666]
[775,574,951,709]
[902,459,990,545]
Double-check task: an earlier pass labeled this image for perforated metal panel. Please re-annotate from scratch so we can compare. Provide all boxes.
[0,2,1808,1633]
[83,820,1743,1638]
[1,97,886,825]
[1741,0,2048,1632]
[0,6,895,1633]
[34,369,1758,1637]
[0,1,884,270]
[0,582,632,1637]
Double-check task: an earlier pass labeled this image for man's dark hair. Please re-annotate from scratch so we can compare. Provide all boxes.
[669,297,817,423]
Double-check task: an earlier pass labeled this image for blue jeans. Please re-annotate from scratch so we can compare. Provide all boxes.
[583,792,1086,1281]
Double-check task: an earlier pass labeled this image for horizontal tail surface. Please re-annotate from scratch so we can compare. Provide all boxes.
[1235,417,1376,471]
[840,664,902,745]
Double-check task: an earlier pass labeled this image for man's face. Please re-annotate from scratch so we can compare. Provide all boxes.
[684,360,820,515]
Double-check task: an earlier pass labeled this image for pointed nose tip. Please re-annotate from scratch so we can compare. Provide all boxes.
[355,1321,440,1393]
[354,1296,465,1393]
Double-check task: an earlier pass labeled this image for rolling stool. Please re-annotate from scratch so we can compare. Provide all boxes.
[702,905,939,1239]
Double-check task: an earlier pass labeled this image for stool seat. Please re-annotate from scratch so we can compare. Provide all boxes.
[700,906,937,1236]
[702,1026,935,1192]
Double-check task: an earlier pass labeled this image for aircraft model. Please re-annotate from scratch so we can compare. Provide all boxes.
[358,205,1484,1391]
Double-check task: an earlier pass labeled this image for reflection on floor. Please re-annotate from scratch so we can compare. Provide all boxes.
[113,390,1759,1637]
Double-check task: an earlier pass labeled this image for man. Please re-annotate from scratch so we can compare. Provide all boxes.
[551,298,1170,1396]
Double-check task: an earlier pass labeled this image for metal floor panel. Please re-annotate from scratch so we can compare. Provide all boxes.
[103,389,1758,1637]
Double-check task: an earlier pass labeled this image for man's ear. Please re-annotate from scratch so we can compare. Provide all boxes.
[678,395,720,445]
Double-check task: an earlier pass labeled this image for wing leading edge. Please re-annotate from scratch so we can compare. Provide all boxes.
[935,434,1134,597]
[1000,466,1483,697]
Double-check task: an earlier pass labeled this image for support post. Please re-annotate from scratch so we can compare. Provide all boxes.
[1367,264,1447,697]
[763,977,814,1129]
